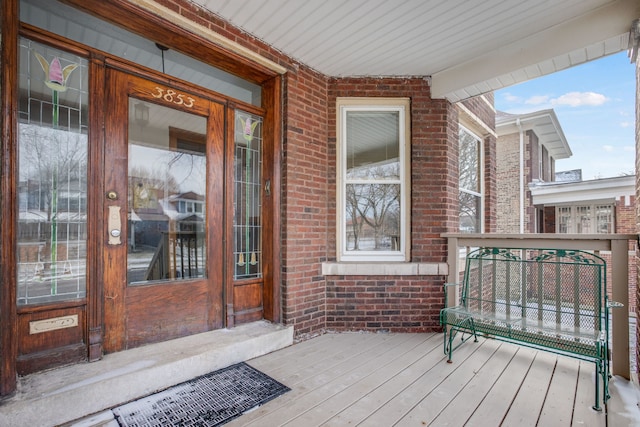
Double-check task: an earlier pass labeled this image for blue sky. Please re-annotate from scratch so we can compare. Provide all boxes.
[494,51,636,180]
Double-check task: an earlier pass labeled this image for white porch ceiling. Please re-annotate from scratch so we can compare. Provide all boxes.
[200,0,638,102]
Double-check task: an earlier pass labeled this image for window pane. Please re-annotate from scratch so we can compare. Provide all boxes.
[459,128,479,193]
[339,100,408,261]
[17,38,88,305]
[127,101,207,284]
[234,111,263,280]
[346,111,399,180]
[557,206,572,233]
[576,206,591,233]
[595,205,613,233]
[345,184,400,251]
[459,191,480,233]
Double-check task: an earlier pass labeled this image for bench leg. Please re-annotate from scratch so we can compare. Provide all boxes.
[443,317,478,364]
[593,358,602,411]
[593,343,610,412]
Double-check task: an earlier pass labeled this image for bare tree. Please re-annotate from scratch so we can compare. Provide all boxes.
[346,163,400,250]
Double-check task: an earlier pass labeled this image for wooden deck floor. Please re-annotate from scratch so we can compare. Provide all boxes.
[229,332,640,427]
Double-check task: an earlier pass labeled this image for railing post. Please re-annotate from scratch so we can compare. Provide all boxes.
[446,237,460,307]
[611,238,630,379]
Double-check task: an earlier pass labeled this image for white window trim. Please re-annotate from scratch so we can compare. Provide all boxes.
[336,97,411,262]
[458,124,484,233]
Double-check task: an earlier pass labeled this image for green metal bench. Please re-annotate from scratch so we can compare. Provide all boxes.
[440,247,622,411]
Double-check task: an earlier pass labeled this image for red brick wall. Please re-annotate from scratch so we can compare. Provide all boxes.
[484,134,498,233]
[460,95,497,233]
[323,78,462,332]
[496,128,542,233]
[636,58,640,374]
[616,196,638,315]
[280,66,330,336]
[496,133,521,232]
[524,131,538,230]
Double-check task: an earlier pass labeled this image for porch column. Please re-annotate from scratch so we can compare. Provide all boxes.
[446,237,460,307]
[611,238,630,379]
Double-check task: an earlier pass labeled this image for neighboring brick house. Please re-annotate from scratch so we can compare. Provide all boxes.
[495,109,571,233]
[529,175,638,314]
[496,110,637,314]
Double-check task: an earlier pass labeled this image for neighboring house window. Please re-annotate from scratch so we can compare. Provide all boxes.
[337,98,410,262]
[556,204,614,233]
[177,200,203,214]
[459,126,483,233]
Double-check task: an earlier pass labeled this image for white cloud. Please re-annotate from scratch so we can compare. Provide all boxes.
[623,146,635,152]
[620,121,632,128]
[502,93,521,103]
[602,145,614,152]
[551,91,608,107]
[525,95,549,105]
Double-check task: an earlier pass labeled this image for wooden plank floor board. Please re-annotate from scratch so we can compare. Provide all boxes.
[500,350,557,427]
[244,334,427,426]
[249,332,378,378]
[358,339,503,426]
[290,334,441,426]
[462,346,537,426]
[417,341,520,426]
[228,334,417,426]
[537,355,580,426]
[571,361,606,426]
[224,332,638,427]
[271,333,400,387]
[324,334,481,426]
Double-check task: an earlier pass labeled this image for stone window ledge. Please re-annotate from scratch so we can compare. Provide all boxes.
[322,262,448,276]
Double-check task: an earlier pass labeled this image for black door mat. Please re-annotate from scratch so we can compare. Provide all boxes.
[112,362,290,427]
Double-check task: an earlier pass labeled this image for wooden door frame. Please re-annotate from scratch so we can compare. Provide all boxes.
[102,68,225,352]
[1,0,282,396]
[0,0,20,396]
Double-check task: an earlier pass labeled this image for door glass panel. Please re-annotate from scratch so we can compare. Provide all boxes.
[127,100,207,285]
[17,38,89,305]
[234,111,262,280]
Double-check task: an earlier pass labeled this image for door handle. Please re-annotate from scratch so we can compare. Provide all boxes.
[108,205,122,245]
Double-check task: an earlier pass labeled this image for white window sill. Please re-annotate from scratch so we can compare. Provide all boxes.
[322,262,448,276]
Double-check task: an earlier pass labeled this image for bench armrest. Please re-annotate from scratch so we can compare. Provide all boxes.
[607,301,624,309]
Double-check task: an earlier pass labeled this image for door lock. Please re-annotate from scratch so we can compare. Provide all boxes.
[108,206,122,245]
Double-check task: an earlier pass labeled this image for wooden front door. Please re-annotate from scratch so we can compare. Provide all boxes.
[102,69,225,352]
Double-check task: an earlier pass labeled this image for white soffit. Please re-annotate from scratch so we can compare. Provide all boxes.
[200,0,639,102]
[496,110,572,160]
[530,175,635,205]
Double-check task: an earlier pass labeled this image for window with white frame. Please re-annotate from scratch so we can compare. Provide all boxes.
[337,98,410,262]
[459,126,483,233]
[556,204,614,234]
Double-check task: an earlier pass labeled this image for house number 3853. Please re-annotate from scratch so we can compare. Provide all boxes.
[151,87,195,108]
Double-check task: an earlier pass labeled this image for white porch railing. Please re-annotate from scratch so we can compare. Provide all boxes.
[442,233,636,380]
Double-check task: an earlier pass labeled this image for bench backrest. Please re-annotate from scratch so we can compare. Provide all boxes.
[461,247,606,335]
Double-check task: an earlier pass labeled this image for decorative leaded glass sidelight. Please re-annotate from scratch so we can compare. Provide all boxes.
[234,111,262,280]
[17,38,88,305]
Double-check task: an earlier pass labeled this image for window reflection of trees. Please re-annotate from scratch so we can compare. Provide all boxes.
[346,163,400,251]
[459,128,481,233]
[17,124,88,303]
